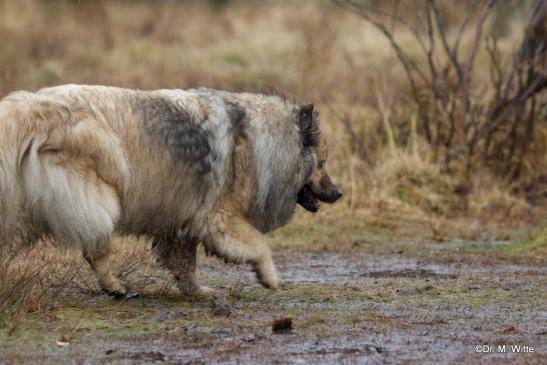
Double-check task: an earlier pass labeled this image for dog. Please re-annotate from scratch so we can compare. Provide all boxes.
[0,85,342,299]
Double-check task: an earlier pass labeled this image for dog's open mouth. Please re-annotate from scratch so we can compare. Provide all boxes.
[297,184,320,213]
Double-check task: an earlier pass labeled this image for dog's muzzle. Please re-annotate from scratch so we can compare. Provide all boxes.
[297,183,342,213]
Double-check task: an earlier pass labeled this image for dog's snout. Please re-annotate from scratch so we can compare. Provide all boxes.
[314,175,342,204]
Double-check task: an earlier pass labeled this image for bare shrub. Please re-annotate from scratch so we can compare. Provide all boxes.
[333,0,546,182]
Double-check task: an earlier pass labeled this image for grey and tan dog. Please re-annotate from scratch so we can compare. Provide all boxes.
[0,85,342,299]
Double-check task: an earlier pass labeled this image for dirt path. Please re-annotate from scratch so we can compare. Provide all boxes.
[0,238,545,364]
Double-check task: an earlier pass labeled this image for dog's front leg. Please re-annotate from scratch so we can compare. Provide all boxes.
[175,239,215,299]
[204,213,279,289]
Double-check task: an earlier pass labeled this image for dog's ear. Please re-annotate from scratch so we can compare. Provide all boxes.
[299,103,320,147]
[299,103,314,130]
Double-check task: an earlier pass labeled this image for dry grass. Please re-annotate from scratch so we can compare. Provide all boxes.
[0,0,545,332]
[0,238,181,329]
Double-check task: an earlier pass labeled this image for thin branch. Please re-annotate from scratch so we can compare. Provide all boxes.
[357,1,429,54]
[424,0,438,84]
[452,0,480,58]
[463,0,497,87]
[448,74,546,163]
[428,0,464,84]
[333,0,433,142]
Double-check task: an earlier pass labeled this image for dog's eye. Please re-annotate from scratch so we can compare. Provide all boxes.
[318,160,325,169]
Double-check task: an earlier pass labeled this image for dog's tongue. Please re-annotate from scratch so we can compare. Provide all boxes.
[307,190,319,211]
[297,185,319,213]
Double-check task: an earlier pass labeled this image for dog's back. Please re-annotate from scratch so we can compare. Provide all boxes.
[0,85,243,248]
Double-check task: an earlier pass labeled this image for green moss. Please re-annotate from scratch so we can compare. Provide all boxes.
[270,220,390,250]
[222,52,246,66]
[233,283,377,306]
[463,228,547,256]
[509,229,547,254]
[26,62,63,85]
[393,167,454,214]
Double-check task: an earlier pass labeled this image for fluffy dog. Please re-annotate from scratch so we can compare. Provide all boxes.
[0,85,342,298]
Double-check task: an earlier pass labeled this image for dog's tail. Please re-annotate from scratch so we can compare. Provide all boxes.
[0,91,47,246]
[0,90,124,250]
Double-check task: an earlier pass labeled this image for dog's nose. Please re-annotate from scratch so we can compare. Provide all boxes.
[335,188,343,200]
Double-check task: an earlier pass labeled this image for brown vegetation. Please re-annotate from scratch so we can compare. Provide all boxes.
[0,0,545,219]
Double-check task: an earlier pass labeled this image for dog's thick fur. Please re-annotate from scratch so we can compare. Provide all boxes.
[0,85,341,298]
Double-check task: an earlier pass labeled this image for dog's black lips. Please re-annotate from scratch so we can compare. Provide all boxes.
[297,184,319,213]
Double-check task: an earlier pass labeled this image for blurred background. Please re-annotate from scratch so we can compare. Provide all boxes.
[0,0,545,239]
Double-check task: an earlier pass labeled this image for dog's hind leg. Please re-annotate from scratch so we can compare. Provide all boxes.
[83,238,136,299]
[154,237,214,299]
[204,213,279,289]
[24,151,131,298]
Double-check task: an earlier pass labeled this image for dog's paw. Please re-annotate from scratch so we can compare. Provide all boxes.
[258,272,280,289]
[262,277,280,289]
[179,283,215,300]
[254,261,280,289]
[106,289,140,300]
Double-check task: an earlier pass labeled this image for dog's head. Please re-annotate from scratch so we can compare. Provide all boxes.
[296,104,342,213]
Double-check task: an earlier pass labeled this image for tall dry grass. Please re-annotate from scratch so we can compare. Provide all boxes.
[0,238,175,330]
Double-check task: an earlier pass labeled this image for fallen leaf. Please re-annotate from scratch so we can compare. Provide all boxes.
[272,317,293,334]
[501,326,517,333]
[56,334,71,347]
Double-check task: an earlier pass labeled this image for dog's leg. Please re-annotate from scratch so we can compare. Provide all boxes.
[155,238,214,299]
[205,214,279,289]
[174,240,215,299]
[83,239,136,299]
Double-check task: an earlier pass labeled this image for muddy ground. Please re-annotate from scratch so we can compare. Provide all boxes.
[0,218,545,364]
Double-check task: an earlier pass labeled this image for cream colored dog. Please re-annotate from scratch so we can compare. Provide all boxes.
[0,85,342,299]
